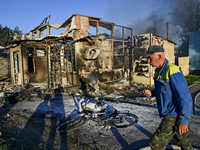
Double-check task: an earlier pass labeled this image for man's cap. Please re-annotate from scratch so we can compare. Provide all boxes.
[143,45,164,58]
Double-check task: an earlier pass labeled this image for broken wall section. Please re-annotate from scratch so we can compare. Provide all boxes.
[76,34,132,91]
[9,42,48,86]
[25,46,48,83]
[0,50,10,78]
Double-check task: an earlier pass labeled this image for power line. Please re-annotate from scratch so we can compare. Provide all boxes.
[114,0,168,22]
[132,0,167,15]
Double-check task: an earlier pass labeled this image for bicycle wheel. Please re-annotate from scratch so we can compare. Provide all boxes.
[56,115,88,133]
[194,92,200,115]
[106,112,138,128]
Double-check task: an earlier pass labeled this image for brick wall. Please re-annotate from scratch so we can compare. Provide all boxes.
[0,52,10,78]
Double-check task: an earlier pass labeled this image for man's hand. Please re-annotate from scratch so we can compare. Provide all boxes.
[178,123,189,135]
[140,90,152,97]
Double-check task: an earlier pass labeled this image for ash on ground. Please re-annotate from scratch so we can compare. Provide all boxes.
[0,78,200,150]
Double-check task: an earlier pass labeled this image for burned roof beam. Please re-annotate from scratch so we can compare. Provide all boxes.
[59,14,102,29]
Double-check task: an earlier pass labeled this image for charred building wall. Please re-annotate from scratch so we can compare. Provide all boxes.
[0,50,10,78]
[77,36,130,85]
[10,43,48,86]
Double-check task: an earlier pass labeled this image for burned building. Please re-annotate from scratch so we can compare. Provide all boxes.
[8,14,176,92]
[9,14,134,92]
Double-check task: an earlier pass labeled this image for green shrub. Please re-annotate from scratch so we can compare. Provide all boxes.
[185,75,200,85]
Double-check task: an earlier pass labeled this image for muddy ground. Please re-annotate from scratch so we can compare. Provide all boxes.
[0,82,200,150]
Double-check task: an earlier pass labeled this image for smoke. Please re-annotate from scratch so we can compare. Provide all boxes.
[103,0,194,43]
[129,0,196,42]
[139,12,166,37]
[129,6,171,40]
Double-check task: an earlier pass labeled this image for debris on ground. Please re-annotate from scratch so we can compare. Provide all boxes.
[1,78,200,149]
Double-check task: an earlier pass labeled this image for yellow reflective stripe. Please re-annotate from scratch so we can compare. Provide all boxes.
[164,62,180,79]
[154,62,180,80]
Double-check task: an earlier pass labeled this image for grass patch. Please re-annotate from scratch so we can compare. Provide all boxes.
[185,75,200,86]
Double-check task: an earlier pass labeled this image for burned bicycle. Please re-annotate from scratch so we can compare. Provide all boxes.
[56,97,138,133]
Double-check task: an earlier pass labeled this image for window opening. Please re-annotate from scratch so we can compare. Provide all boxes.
[27,48,35,73]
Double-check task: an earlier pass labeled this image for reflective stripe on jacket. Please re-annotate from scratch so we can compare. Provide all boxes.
[151,59,193,125]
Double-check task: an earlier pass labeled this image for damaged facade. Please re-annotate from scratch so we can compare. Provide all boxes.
[8,14,175,92]
[0,46,10,79]
[9,14,133,92]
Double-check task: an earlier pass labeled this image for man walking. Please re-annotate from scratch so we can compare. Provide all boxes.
[142,45,193,150]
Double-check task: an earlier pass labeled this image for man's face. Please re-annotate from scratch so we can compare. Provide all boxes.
[147,53,159,67]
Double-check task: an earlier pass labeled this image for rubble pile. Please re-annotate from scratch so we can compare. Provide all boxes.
[0,76,156,108]
[0,83,45,107]
[0,78,12,92]
[81,82,157,106]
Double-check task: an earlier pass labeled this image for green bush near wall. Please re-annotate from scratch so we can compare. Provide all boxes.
[185,75,200,86]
